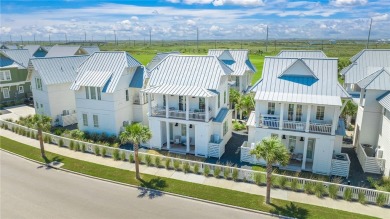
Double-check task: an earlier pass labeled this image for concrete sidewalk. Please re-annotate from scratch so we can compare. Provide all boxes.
[0,129,386,218]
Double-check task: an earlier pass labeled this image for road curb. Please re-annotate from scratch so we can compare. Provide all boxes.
[1,148,292,219]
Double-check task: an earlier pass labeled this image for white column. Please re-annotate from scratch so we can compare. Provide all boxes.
[301,136,308,170]
[255,101,260,127]
[205,97,209,122]
[166,122,170,149]
[186,124,190,152]
[165,95,169,118]
[331,107,339,135]
[186,96,190,120]
[226,85,229,107]
[147,93,152,117]
[305,105,311,132]
[279,103,284,130]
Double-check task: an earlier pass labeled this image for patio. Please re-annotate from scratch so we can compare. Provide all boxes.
[162,143,195,155]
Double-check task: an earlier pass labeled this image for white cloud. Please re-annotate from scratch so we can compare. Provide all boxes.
[213,0,264,6]
[120,20,131,25]
[330,0,367,7]
[183,0,213,4]
[166,0,180,2]
[186,19,196,26]
[0,26,11,34]
[130,16,139,21]
[372,13,389,21]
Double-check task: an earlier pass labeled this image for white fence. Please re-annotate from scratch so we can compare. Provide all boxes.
[1,119,389,207]
[357,143,386,174]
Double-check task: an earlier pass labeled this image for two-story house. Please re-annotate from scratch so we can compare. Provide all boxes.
[142,55,233,158]
[0,49,32,106]
[207,49,256,93]
[70,51,145,136]
[23,45,49,57]
[245,56,351,176]
[28,55,88,126]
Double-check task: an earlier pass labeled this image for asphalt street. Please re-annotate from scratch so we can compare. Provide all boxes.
[0,151,276,219]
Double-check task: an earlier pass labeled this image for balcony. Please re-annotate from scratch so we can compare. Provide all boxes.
[151,106,211,121]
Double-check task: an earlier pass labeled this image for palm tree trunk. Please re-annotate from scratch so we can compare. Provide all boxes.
[134,143,140,180]
[266,163,272,204]
[38,128,46,160]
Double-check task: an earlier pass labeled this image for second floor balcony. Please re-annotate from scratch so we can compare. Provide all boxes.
[151,106,212,122]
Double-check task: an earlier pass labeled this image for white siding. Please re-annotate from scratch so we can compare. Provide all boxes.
[378,113,390,176]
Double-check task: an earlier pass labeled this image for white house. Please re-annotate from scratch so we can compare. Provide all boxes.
[377,92,390,177]
[28,55,88,126]
[208,49,256,93]
[245,56,351,176]
[142,55,233,158]
[70,51,146,136]
[46,45,89,57]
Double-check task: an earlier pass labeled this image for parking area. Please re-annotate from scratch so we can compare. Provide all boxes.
[0,105,35,121]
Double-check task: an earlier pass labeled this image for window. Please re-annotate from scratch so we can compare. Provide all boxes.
[235,77,240,87]
[218,93,220,108]
[35,78,42,90]
[163,95,166,107]
[296,104,303,121]
[125,90,129,101]
[307,139,315,159]
[181,124,186,136]
[90,87,96,100]
[85,86,90,99]
[199,97,205,111]
[62,110,70,116]
[18,86,24,94]
[179,96,184,111]
[223,121,228,136]
[82,114,88,126]
[35,101,39,108]
[93,115,99,127]
[267,102,275,115]
[0,70,11,81]
[40,104,43,108]
[2,88,10,98]
[97,87,101,100]
[224,91,226,104]
[288,136,296,151]
[316,106,325,120]
[288,104,294,121]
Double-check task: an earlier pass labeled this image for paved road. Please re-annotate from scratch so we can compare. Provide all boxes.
[0,151,276,219]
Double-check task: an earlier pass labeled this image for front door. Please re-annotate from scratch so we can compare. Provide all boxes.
[307,138,315,161]
[179,96,186,111]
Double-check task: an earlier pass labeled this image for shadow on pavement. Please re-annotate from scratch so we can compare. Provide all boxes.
[138,177,167,199]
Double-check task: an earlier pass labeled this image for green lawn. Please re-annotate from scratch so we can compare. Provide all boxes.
[0,136,377,219]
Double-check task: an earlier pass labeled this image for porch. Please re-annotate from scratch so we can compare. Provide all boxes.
[151,106,211,122]
[162,143,195,155]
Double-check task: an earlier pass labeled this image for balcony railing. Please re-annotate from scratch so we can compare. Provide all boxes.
[259,115,332,134]
[151,106,210,121]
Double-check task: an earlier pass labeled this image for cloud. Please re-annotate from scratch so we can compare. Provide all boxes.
[183,0,213,4]
[0,26,11,34]
[372,13,389,21]
[186,19,196,26]
[130,16,139,21]
[330,0,367,7]
[213,0,264,6]
[166,0,180,2]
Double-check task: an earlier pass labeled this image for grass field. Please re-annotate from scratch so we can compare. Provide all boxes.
[0,136,378,219]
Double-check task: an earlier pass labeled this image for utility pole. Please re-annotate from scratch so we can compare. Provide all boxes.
[84,31,86,42]
[9,34,12,43]
[214,40,216,49]
[133,40,135,47]
[274,40,276,51]
[321,40,324,51]
[265,25,269,52]
[20,35,23,45]
[196,27,199,51]
[34,34,36,44]
[149,29,151,47]
[114,30,117,45]
[49,34,51,45]
[366,18,373,49]
[65,33,67,43]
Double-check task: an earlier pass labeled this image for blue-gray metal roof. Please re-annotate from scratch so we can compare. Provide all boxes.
[213,108,230,123]
[277,50,327,58]
[129,66,145,88]
[377,91,390,111]
[146,51,180,70]
[356,68,390,90]
[335,118,346,136]
[0,49,31,68]
[71,52,142,93]
[1,44,18,49]
[23,45,49,57]
[46,45,87,57]
[29,56,88,85]
[82,46,100,54]
[253,57,350,106]
[208,49,256,75]
[342,49,390,84]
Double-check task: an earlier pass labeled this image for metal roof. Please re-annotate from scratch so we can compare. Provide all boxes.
[148,55,232,91]
[71,52,142,93]
[356,68,390,90]
[82,46,100,54]
[208,49,256,75]
[46,45,87,57]
[1,44,18,49]
[129,66,145,88]
[146,51,180,70]
[377,91,390,111]
[143,84,217,97]
[0,49,31,68]
[29,55,88,85]
[342,49,390,84]
[277,50,327,58]
[213,108,230,123]
[253,57,350,106]
[23,45,49,57]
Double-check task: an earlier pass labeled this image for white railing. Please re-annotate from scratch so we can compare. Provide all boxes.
[283,120,306,131]
[309,122,332,134]
[357,143,386,174]
[1,119,389,207]
[259,115,332,134]
[151,106,166,117]
[58,113,77,127]
[152,106,210,121]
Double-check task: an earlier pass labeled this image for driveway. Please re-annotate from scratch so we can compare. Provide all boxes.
[0,105,35,121]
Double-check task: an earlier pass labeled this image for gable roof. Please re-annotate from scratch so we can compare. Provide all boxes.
[377,91,390,111]
[29,55,88,85]
[1,44,18,49]
[208,49,256,75]
[82,46,100,54]
[146,51,180,70]
[253,57,350,106]
[46,45,87,57]
[356,68,390,90]
[70,52,142,93]
[278,59,318,79]
[23,45,48,57]
[0,49,31,68]
[277,50,327,58]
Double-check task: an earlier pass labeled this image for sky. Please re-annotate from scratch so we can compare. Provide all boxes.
[1,0,389,41]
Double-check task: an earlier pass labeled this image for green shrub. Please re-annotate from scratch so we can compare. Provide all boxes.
[254,173,262,185]
[76,142,81,151]
[120,151,126,161]
[343,188,352,201]
[44,135,50,143]
[213,166,221,178]
[278,177,288,189]
[232,121,246,131]
[232,167,239,181]
[376,193,386,207]
[155,156,161,167]
[129,153,134,163]
[145,155,152,166]
[94,146,100,156]
[328,184,339,199]
[81,144,86,153]
[291,179,299,191]
[26,131,30,138]
[304,182,314,194]
[204,165,210,176]
[193,163,200,174]
[69,141,75,150]
[223,168,230,179]
[165,158,171,169]
[183,162,190,173]
[113,149,120,161]
[137,154,143,164]
[314,183,326,198]
[101,147,107,157]
[173,160,181,171]
[30,131,35,139]
[4,124,8,130]
[358,191,367,204]
[59,139,64,147]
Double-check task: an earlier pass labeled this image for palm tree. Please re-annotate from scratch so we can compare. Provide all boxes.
[229,88,241,119]
[28,114,52,160]
[341,100,357,126]
[241,94,255,119]
[119,123,152,180]
[250,137,290,204]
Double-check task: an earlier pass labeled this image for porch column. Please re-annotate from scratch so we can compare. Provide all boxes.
[147,93,152,117]
[226,84,229,107]
[279,103,284,130]
[205,97,209,122]
[255,102,260,127]
[305,105,311,132]
[301,136,308,170]
[165,95,169,118]
[331,107,339,135]
[186,124,190,153]
[166,122,170,149]
[186,96,190,120]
